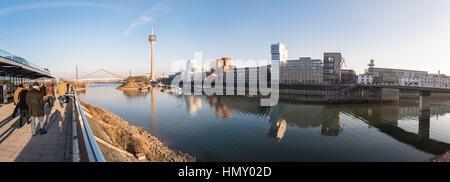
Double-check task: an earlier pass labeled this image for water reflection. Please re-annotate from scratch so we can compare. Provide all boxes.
[78,84,450,161]
[150,88,158,135]
[119,88,158,135]
[120,89,150,98]
[177,93,450,155]
[183,95,203,117]
[342,104,450,155]
[207,97,232,120]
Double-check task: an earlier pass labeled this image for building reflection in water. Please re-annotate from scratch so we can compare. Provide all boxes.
[119,87,158,135]
[183,95,203,117]
[150,87,158,136]
[341,103,450,155]
[269,103,343,140]
[174,93,450,154]
[268,105,287,141]
[207,97,232,120]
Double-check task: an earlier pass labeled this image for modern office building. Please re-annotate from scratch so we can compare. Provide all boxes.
[271,42,288,65]
[216,57,234,73]
[323,52,343,85]
[280,57,323,85]
[233,65,271,86]
[214,57,236,83]
[341,69,357,85]
[184,59,197,81]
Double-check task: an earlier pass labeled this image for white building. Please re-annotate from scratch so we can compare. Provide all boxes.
[271,42,288,65]
[400,75,450,88]
[183,59,204,82]
[357,74,374,85]
[399,77,421,86]
[271,42,288,84]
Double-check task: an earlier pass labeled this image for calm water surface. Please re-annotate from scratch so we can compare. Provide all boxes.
[78,83,450,162]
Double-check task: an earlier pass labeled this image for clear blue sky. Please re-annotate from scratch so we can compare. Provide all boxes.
[1,0,450,79]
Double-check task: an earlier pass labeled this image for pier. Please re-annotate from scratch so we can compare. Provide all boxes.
[1,50,104,162]
[0,100,72,162]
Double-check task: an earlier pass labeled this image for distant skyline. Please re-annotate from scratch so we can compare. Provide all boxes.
[1,0,450,79]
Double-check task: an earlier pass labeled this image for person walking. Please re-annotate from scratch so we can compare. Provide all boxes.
[11,84,23,117]
[26,82,46,136]
[65,81,70,103]
[40,83,46,97]
[56,79,67,108]
[17,84,29,127]
[45,82,55,108]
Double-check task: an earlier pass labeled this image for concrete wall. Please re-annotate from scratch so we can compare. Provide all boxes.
[380,88,400,103]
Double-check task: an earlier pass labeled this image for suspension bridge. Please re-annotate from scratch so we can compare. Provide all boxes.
[74,68,126,83]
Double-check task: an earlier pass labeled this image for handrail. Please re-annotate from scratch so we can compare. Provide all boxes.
[0,49,49,73]
[71,85,105,162]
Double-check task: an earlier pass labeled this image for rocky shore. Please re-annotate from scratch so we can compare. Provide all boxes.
[428,152,450,162]
[80,101,196,162]
[117,81,146,90]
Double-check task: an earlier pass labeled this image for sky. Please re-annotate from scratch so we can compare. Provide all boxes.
[1,0,450,79]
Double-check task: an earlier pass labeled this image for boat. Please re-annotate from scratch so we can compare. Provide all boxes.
[139,87,149,91]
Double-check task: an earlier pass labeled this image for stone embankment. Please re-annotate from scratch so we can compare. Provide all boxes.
[428,152,450,162]
[80,101,196,162]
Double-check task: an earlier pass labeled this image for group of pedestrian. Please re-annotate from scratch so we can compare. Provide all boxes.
[11,79,70,136]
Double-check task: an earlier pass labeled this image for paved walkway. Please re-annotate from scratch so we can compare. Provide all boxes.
[0,99,72,162]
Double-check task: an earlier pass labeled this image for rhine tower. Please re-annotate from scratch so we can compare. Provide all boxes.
[149,26,157,81]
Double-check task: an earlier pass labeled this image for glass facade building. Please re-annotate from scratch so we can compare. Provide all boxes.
[281,58,323,85]
[323,52,342,85]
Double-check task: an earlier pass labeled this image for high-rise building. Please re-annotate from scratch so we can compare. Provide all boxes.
[271,42,288,65]
[185,59,197,77]
[323,52,343,85]
[216,57,233,73]
[148,26,157,81]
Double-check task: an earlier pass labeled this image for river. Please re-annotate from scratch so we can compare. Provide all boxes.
[77,83,450,162]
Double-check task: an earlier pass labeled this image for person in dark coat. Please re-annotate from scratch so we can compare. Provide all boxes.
[40,83,46,97]
[11,84,23,118]
[17,84,29,127]
[26,82,47,136]
[65,81,70,103]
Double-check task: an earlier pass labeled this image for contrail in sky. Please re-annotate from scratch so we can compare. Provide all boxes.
[122,0,169,37]
[0,1,127,16]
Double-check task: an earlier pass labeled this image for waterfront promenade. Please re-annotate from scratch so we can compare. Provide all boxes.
[0,100,72,162]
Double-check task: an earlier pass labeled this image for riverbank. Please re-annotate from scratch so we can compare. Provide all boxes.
[117,81,146,90]
[428,152,450,162]
[75,86,91,92]
[80,101,196,162]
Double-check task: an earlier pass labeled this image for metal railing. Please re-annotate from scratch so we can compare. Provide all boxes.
[71,86,105,162]
[0,49,49,73]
